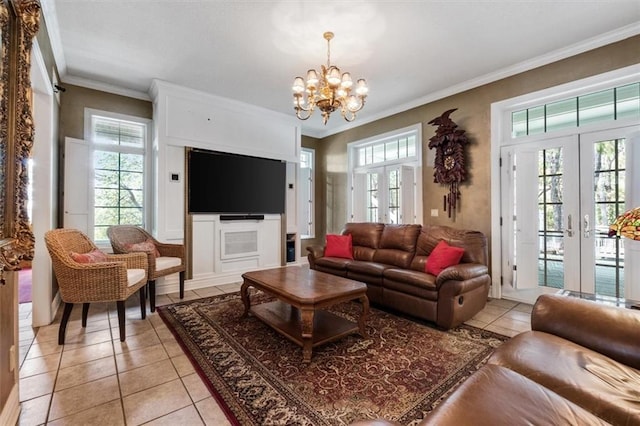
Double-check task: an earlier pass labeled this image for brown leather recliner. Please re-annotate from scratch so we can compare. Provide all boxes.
[307,223,491,329]
[350,294,640,425]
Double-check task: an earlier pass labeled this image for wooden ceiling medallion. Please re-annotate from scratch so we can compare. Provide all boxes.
[427,108,469,220]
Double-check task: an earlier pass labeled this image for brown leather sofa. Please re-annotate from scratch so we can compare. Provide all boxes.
[353,294,640,425]
[306,223,491,329]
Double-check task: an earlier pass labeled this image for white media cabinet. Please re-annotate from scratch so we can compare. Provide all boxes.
[150,80,301,295]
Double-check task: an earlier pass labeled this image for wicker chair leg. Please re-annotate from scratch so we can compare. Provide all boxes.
[179,271,185,299]
[116,301,126,342]
[139,286,146,319]
[58,303,74,345]
[82,303,90,327]
[149,280,156,313]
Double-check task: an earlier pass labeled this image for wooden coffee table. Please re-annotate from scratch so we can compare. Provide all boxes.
[241,266,369,363]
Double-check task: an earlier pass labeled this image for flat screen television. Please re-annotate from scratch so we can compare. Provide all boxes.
[187,148,286,214]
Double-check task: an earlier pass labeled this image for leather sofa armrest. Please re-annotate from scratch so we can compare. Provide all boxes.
[532,294,640,370]
[306,245,325,269]
[435,263,488,288]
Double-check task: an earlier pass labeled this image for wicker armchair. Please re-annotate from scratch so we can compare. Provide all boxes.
[44,228,148,344]
[107,225,185,312]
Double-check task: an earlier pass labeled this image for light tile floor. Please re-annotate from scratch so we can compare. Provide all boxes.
[17,286,532,425]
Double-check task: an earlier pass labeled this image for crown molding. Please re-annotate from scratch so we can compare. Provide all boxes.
[61,75,151,101]
[306,22,640,139]
[40,0,66,76]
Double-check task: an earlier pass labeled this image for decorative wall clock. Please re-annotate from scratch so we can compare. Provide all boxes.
[427,108,469,219]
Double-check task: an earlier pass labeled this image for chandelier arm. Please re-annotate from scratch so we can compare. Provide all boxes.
[295,109,312,120]
[342,110,356,122]
[295,102,312,113]
[294,95,313,112]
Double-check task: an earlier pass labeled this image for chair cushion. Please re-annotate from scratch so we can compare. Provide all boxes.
[124,239,161,257]
[156,256,182,271]
[127,268,146,287]
[70,249,107,263]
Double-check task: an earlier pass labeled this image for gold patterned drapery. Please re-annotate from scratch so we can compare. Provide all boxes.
[0,0,40,269]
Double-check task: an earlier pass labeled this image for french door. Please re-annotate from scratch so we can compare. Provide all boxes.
[501,126,636,303]
[352,165,416,224]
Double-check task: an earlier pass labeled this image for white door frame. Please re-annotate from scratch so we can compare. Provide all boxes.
[490,64,640,301]
[30,39,58,326]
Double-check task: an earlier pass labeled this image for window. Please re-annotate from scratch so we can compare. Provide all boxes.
[85,109,150,242]
[299,148,314,238]
[349,124,422,224]
[511,82,640,138]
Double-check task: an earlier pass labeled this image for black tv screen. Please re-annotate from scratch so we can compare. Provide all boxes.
[187,149,286,214]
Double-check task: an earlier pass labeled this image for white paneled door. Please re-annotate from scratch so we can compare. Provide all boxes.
[501,126,637,304]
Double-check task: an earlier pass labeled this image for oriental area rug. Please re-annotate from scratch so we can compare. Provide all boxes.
[158,291,508,425]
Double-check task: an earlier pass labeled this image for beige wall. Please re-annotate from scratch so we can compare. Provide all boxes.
[59,84,152,141]
[314,35,640,250]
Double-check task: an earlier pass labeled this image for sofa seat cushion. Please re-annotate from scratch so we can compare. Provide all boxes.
[346,260,392,277]
[383,268,437,299]
[489,330,640,425]
[421,364,610,426]
[315,256,352,271]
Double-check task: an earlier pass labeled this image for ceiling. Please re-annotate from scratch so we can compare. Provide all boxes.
[44,1,640,138]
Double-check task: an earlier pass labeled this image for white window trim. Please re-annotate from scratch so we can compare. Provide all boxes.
[490,64,640,300]
[347,123,423,224]
[83,108,153,244]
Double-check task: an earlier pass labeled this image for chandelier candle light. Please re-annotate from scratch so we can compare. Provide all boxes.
[292,32,368,124]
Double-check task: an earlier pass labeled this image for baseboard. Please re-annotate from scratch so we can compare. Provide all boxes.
[0,385,21,426]
[156,272,244,295]
[155,263,310,295]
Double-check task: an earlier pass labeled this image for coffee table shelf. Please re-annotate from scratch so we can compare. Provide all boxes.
[251,300,360,348]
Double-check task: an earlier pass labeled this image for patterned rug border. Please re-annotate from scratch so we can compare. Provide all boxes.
[157,292,510,425]
[158,293,243,425]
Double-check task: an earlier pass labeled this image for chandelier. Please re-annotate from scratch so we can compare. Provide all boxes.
[292,32,368,125]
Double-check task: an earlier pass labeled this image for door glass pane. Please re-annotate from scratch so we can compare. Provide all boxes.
[512,110,527,137]
[373,144,385,164]
[616,83,640,120]
[366,173,378,222]
[385,140,398,161]
[579,89,614,126]
[592,138,625,298]
[388,169,399,224]
[528,106,545,135]
[546,99,577,132]
[538,147,565,289]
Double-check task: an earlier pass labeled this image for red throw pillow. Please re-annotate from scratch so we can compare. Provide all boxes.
[426,240,464,276]
[124,239,161,257]
[70,249,108,264]
[324,234,354,259]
